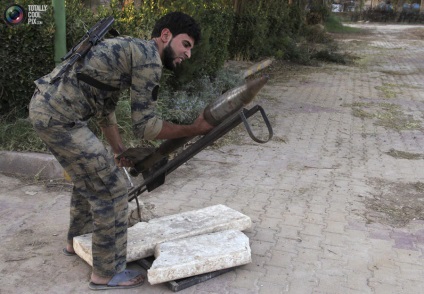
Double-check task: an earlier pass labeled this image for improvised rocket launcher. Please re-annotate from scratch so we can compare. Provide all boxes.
[118,65,274,213]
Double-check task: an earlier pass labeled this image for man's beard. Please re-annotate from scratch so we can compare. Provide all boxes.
[163,40,177,71]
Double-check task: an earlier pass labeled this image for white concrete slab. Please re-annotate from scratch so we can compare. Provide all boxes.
[73,204,251,266]
[0,151,65,180]
[147,230,251,285]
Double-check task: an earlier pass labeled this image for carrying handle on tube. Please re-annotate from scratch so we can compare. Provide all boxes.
[239,106,273,143]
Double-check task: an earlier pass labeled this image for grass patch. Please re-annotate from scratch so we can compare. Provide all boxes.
[0,118,47,152]
[324,15,362,34]
[365,178,424,227]
[354,55,374,69]
[385,148,423,160]
[344,102,374,119]
[375,108,422,131]
[344,102,422,131]
[375,83,400,99]
[352,108,374,119]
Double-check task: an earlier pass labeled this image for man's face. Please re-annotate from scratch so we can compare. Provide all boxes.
[162,33,195,71]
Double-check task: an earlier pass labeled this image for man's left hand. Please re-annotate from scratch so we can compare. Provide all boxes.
[114,154,134,168]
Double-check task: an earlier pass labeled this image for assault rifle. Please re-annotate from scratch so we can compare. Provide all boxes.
[50,16,118,84]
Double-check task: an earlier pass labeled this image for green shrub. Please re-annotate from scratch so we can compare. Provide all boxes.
[64,0,99,46]
[156,68,242,125]
[168,8,234,87]
[0,0,55,117]
[228,13,267,61]
[307,3,331,24]
[312,49,347,64]
[0,117,47,152]
[228,1,307,61]
[2,0,323,153]
[303,24,332,43]
[0,0,97,118]
[96,0,161,39]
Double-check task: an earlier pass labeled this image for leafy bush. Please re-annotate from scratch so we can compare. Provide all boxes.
[312,49,347,64]
[96,0,161,39]
[1,0,329,153]
[307,3,331,24]
[0,0,55,117]
[171,8,234,86]
[303,24,331,43]
[228,1,307,62]
[229,13,268,61]
[0,117,47,152]
[1,0,313,120]
[0,0,98,118]
[156,69,242,125]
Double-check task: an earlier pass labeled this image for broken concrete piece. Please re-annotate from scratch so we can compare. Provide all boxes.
[73,204,251,266]
[147,230,251,285]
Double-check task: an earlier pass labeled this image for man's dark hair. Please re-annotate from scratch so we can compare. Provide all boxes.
[151,12,201,43]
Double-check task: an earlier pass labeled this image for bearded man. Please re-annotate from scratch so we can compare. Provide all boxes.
[29,12,212,290]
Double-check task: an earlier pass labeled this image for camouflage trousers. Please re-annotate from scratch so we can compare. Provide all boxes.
[29,89,128,278]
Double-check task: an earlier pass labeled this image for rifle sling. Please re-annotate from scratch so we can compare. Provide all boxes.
[77,72,120,91]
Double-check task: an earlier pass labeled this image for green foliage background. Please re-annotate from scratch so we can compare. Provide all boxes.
[0,0,340,151]
[0,0,55,118]
[0,0,313,118]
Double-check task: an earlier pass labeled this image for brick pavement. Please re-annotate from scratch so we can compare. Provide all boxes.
[1,23,424,293]
[143,23,424,294]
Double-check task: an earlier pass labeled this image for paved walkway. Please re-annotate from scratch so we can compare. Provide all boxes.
[1,23,424,293]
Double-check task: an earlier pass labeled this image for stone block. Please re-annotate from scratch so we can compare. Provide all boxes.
[0,151,64,180]
[73,204,251,266]
[148,230,252,285]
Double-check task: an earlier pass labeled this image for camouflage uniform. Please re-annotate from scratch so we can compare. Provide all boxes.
[29,36,163,277]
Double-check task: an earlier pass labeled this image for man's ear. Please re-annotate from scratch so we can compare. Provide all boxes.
[160,28,172,43]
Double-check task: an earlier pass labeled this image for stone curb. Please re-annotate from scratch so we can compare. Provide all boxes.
[0,151,65,180]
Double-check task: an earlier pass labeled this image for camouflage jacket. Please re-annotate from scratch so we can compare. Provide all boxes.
[34,36,162,139]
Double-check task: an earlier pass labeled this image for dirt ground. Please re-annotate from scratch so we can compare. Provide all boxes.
[1,23,424,293]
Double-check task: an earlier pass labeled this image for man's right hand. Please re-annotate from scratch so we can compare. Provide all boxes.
[192,111,214,135]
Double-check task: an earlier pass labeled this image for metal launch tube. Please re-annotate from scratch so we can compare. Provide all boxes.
[129,75,268,176]
[203,75,268,126]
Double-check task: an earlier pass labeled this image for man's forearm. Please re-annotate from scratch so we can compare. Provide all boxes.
[154,121,197,140]
[101,124,125,154]
[154,112,214,140]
